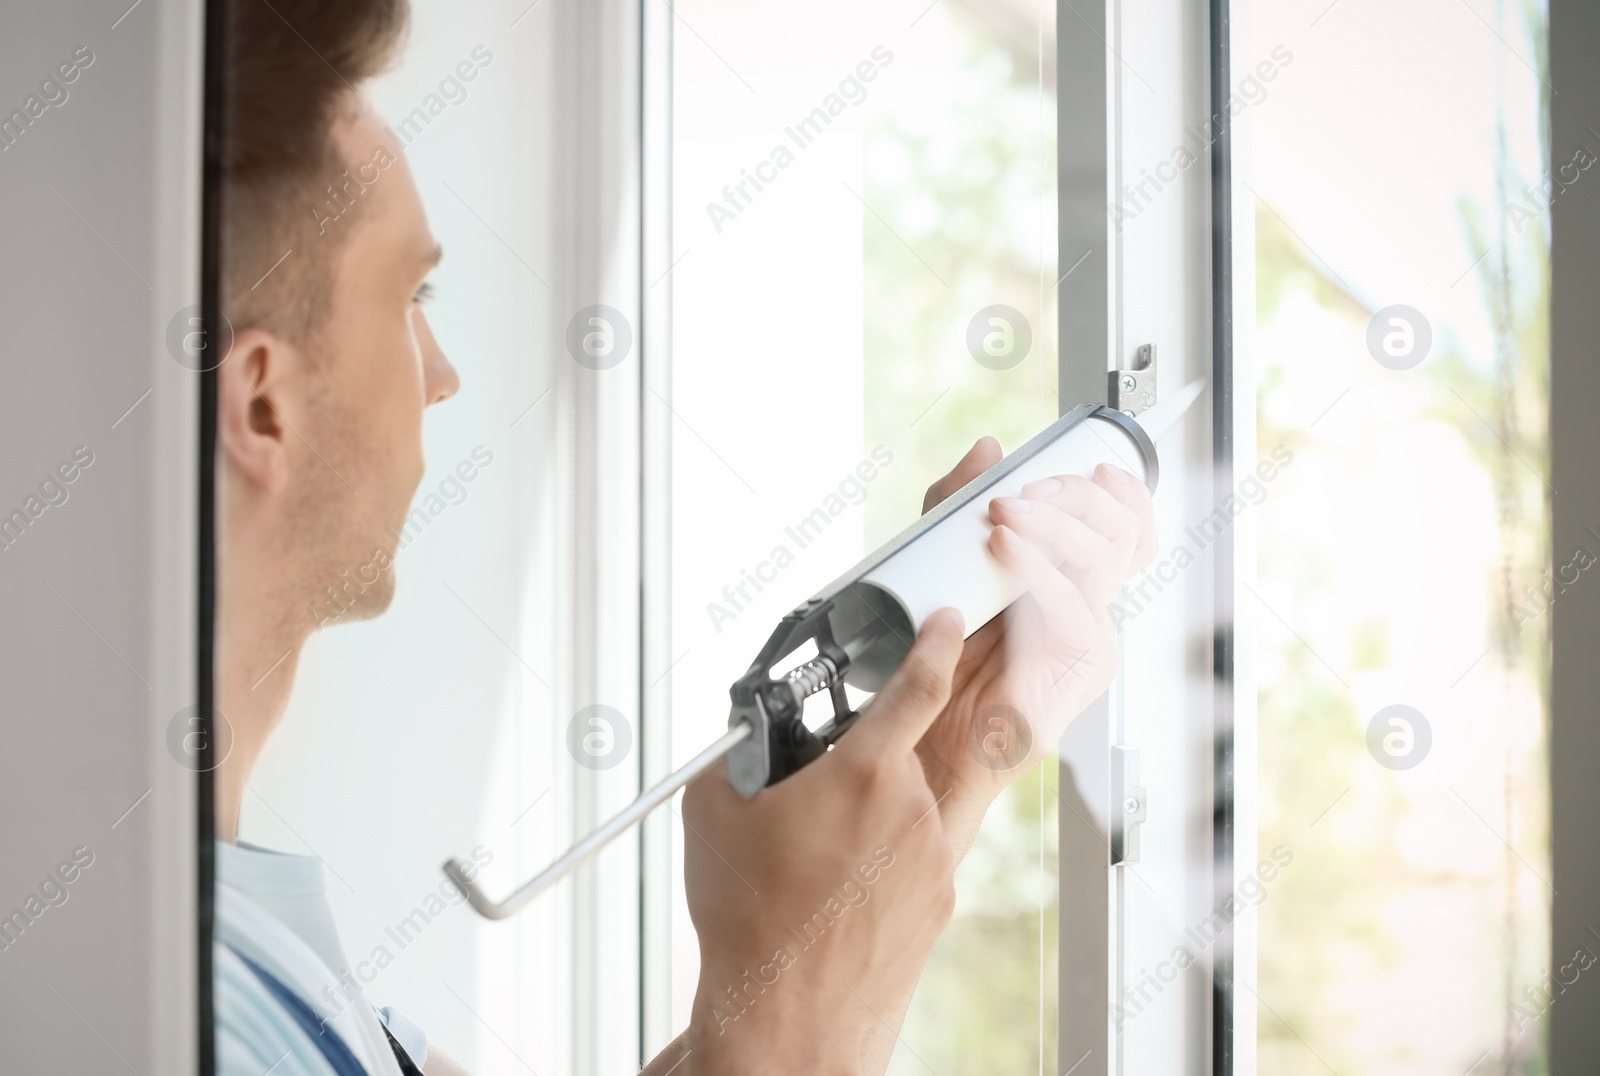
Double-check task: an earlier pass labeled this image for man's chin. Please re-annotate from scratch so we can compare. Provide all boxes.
[304,564,398,633]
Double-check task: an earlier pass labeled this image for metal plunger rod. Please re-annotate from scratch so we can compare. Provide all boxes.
[444,723,754,919]
[445,623,885,920]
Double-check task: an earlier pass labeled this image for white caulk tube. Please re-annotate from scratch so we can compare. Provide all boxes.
[869,413,1151,629]
[812,402,1159,691]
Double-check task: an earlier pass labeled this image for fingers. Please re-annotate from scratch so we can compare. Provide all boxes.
[987,523,1115,706]
[846,607,966,756]
[1010,472,1142,568]
[986,496,1118,574]
[923,437,1002,513]
[986,524,1102,654]
[1092,463,1158,569]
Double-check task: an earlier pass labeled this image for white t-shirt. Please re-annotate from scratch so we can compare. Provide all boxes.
[215,841,428,1076]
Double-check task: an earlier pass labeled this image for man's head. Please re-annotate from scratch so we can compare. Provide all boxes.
[218,0,455,635]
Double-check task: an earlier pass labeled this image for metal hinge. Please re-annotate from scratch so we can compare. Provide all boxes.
[1110,745,1147,865]
[1108,343,1158,417]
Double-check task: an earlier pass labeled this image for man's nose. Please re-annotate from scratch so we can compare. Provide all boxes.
[416,310,460,405]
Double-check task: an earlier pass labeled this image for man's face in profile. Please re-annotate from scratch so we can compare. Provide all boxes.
[262,96,458,622]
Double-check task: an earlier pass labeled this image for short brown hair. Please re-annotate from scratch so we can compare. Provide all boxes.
[222,0,409,341]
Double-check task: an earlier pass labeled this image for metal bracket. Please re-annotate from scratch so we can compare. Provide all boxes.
[1110,745,1147,865]
[1108,343,1158,417]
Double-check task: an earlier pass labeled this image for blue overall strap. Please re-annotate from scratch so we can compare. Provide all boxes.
[226,945,370,1076]
[381,1024,425,1076]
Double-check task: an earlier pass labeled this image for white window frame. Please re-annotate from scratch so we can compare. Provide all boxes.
[628,1,1259,1071]
[1057,0,1256,1072]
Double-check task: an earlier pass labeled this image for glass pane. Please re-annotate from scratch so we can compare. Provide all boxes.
[667,1,1061,1070]
[1245,1,1551,1072]
[222,2,611,1070]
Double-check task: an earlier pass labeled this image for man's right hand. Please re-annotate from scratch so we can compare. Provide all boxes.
[677,608,967,1075]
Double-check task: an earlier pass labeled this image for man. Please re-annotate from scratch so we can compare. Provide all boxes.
[212,2,1155,1073]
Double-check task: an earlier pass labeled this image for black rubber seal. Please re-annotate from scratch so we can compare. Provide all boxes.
[1089,404,1160,493]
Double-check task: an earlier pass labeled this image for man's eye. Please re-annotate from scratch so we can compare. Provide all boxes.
[413,281,436,305]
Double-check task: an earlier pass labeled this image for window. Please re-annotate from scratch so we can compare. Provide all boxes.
[236,1,1553,1073]
[240,2,646,1071]
[1246,2,1551,1070]
[665,1,1065,1069]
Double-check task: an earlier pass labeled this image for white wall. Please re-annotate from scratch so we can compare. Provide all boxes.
[0,0,200,1071]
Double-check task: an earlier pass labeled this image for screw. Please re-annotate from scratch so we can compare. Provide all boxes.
[1123,796,1140,814]
[1120,374,1137,392]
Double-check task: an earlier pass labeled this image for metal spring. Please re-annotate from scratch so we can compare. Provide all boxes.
[783,654,840,699]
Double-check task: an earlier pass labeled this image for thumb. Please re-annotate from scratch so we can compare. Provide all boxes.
[843,607,966,758]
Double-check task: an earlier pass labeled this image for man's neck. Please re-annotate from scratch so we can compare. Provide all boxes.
[216,565,311,844]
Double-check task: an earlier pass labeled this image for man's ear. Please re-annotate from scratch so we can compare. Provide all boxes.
[217,327,293,494]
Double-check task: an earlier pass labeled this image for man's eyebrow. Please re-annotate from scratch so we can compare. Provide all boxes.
[423,243,444,268]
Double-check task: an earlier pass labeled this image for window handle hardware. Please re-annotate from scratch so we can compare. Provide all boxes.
[1109,343,1158,417]
[1110,745,1147,865]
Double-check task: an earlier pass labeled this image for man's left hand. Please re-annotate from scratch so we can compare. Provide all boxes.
[911,436,1157,860]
